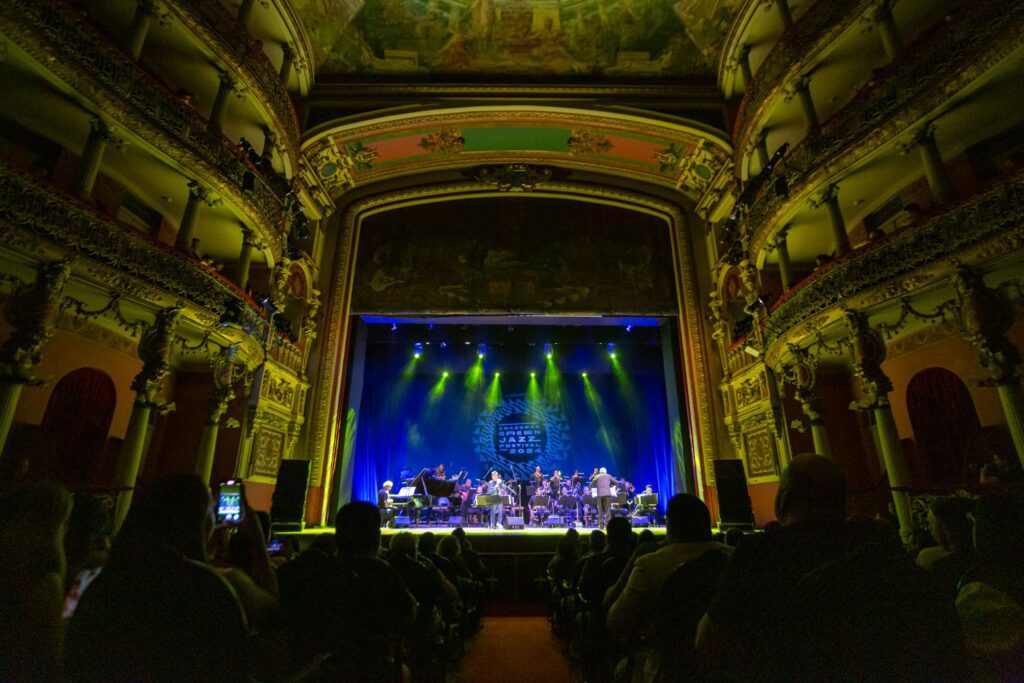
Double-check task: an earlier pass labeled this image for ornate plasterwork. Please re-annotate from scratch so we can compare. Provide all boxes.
[306,179,718,513]
[763,167,1024,361]
[746,0,1024,260]
[0,0,286,259]
[162,0,301,162]
[301,107,732,199]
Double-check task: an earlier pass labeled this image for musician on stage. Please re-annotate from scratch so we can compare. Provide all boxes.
[434,463,446,480]
[377,480,395,527]
[485,471,506,529]
[529,482,550,527]
[571,470,584,488]
[549,470,562,495]
[591,467,615,529]
[531,466,544,490]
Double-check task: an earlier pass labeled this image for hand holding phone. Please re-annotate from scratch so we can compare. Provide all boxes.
[216,479,244,524]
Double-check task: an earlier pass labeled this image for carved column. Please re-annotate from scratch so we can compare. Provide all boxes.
[786,76,820,136]
[846,310,912,543]
[175,181,208,252]
[708,290,731,380]
[873,1,904,62]
[73,118,113,200]
[126,0,157,60]
[236,0,257,26]
[754,130,771,174]
[235,229,257,290]
[0,261,71,461]
[208,71,236,133]
[114,306,180,529]
[737,45,754,90]
[812,184,851,257]
[772,0,794,29]
[770,227,793,292]
[195,349,240,485]
[953,268,1024,468]
[914,125,952,206]
[784,349,832,458]
[279,44,295,86]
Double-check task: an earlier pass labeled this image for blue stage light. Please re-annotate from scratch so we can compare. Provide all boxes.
[413,342,424,358]
[543,343,553,359]
[477,343,487,359]
[607,342,617,359]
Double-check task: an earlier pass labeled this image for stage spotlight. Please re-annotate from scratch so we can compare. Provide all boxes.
[478,343,487,359]
[530,371,536,378]
[625,324,633,332]
[607,342,617,359]
[442,371,449,378]
[495,372,501,378]
[440,341,447,349]
[543,343,553,359]
[582,372,588,378]
[413,342,423,359]
[390,322,397,331]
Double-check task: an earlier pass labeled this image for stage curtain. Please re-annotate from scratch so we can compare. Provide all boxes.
[40,368,117,485]
[906,367,980,485]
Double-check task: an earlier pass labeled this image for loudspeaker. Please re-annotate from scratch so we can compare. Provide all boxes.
[506,516,524,529]
[395,516,411,527]
[713,459,755,529]
[632,516,650,527]
[448,516,463,526]
[270,460,310,531]
[546,516,564,528]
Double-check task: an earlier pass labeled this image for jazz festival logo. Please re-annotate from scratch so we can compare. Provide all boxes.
[473,395,570,480]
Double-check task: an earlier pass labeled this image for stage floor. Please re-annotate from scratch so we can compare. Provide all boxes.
[279,525,667,538]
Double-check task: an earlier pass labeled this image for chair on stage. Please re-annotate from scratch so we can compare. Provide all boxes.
[529,495,550,527]
[430,496,451,525]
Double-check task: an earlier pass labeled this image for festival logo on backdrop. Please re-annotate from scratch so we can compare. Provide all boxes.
[473,395,570,480]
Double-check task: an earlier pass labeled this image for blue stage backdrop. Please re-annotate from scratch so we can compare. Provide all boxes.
[348,324,679,512]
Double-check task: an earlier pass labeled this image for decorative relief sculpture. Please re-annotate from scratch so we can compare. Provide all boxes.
[0,260,71,384]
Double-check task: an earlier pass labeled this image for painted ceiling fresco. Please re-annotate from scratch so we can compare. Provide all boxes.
[294,0,742,79]
[305,113,730,197]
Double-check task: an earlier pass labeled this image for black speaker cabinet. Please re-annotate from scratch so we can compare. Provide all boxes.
[271,459,310,531]
[713,459,755,529]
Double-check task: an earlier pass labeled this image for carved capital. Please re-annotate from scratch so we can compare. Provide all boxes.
[0,259,73,383]
[131,304,181,400]
[782,74,812,103]
[896,121,937,155]
[845,309,892,408]
[809,183,840,210]
[953,267,1020,384]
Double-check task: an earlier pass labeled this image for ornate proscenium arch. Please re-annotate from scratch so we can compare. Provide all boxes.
[304,182,720,523]
[301,106,733,201]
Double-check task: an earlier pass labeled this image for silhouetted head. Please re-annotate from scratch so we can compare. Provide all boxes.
[606,517,632,550]
[665,493,712,542]
[638,528,656,545]
[973,485,1024,567]
[114,474,211,563]
[0,481,73,576]
[419,531,437,555]
[928,496,973,554]
[334,501,382,558]
[589,529,606,553]
[388,531,418,560]
[438,535,460,560]
[774,454,847,525]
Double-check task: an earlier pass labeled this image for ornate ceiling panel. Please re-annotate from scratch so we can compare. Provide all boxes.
[302,106,732,197]
[293,0,742,80]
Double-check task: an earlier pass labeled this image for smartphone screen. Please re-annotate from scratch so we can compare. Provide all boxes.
[266,539,283,553]
[217,480,243,524]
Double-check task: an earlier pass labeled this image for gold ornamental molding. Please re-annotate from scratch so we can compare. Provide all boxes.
[746,0,1024,262]
[266,0,316,95]
[762,167,1024,367]
[305,179,720,517]
[730,0,876,163]
[162,0,301,163]
[0,0,287,260]
[301,106,733,202]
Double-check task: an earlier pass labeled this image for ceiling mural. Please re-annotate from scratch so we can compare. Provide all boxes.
[293,0,743,79]
[304,110,731,197]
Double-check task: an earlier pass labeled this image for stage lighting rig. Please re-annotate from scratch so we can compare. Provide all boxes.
[413,342,423,359]
[477,343,487,359]
[607,342,617,359]
[544,343,553,359]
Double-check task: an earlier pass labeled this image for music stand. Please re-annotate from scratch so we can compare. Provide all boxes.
[529,495,550,508]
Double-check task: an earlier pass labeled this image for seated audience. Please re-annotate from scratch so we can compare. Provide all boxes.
[0,481,72,680]
[957,486,1024,680]
[65,474,250,681]
[917,495,975,597]
[696,454,966,681]
[607,494,730,682]
[578,517,633,606]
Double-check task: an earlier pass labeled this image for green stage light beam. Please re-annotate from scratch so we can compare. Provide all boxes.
[610,353,640,419]
[582,373,619,457]
[485,372,502,410]
[527,371,541,404]
[428,371,449,404]
[543,356,566,410]
[464,355,484,390]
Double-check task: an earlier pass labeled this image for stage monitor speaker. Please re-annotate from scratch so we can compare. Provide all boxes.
[506,516,524,529]
[271,460,310,531]
[713,459,755,529]
[448,516,463,526]
[546,516,563,527]
[395,516,411,527]
[632,516,650,527]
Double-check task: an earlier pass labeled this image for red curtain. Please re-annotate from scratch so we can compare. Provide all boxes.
[906,368,980,485]
[41,368,116,486]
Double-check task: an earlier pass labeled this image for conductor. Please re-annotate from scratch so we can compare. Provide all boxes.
[485,471,506,529]
[591,467,615,529]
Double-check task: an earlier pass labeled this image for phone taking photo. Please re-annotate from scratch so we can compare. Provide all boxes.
[217,479,244,524]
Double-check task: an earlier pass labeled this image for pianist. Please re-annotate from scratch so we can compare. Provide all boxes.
[378,480,396,527]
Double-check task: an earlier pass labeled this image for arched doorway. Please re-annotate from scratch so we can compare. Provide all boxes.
[40,368,116,486]
[906,367,980,485]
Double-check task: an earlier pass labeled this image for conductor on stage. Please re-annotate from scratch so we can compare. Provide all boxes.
[485,471,506,529]
[591,467,614,529]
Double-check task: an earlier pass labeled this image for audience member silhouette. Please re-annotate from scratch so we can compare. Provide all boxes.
[697,454,966,681]
[0,481,72,680]
[917,495,975,597]
[65,474,250,681]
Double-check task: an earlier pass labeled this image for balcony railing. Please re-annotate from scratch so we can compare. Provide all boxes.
[0,0,286,257]
[745,0,1024,259]
[764,166,1024,347]
[0,162,251,316]
[166,0,300,155]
